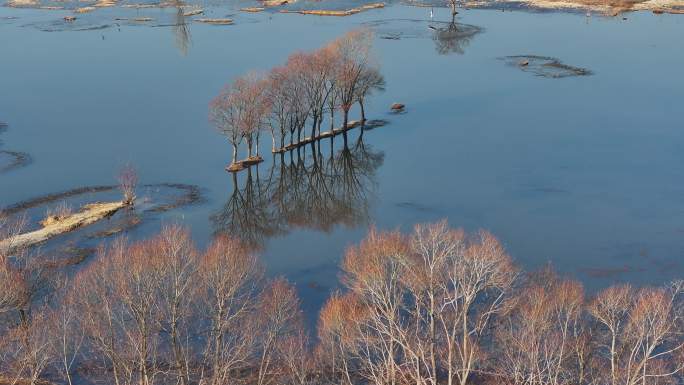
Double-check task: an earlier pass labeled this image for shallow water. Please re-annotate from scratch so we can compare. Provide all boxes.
[1,3,684,318]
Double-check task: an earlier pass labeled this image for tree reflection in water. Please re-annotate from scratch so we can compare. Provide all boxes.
[212,130,384,249]
[172,2,191,56]
[432,14,482,55]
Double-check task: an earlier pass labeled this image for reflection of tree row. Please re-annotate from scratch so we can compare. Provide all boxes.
[212,132,384,249]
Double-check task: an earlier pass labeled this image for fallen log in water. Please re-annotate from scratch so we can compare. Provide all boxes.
[272,120,362,154]
[0,201,127,255]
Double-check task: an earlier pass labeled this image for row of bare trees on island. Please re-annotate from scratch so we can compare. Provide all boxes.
[3,217,684,385]
[209,29,385,169]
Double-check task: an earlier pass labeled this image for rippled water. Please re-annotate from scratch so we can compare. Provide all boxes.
[1,3,683,317]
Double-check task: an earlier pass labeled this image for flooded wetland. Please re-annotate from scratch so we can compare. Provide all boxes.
[2,0,684,310]
[2,0,684,381]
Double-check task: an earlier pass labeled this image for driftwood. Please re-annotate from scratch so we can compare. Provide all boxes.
[272,120,362,154]
[0,201,127,255]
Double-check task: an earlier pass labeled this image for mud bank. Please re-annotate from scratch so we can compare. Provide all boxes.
[517,0,684,13]
[0,183,203,255]
[194,18,233,24]
[281,2,384,16]
[0,201,127,254]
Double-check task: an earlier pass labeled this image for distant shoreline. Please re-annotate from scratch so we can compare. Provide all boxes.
[4,0,684,14]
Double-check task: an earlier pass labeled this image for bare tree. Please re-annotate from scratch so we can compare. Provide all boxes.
[492,271,584,385]
[210,84,244,164]
[340,228,410,385]
[255,278,302,385]
[590,284,684,385]
[155,225,198,385]
[118,164,138,205]
[47,280,85,385]
[355,67,385,122]
[199,235,263,385]
[331,29,374,132]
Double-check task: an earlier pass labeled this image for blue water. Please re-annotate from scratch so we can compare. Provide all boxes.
[1,3,684,317]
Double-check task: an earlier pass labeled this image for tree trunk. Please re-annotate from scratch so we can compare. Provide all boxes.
[256,131,261,156]
[343,109,350,131]
[359,100,366,122]
[311,114,318,139]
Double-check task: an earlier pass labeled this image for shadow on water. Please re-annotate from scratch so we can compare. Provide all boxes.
[0,122,31,174]
[24,17,112,32]
[173,4,192,56]
[362,16,483,54]
[431,14,483,55]
[0,150,32,174]
[212,129,384,249]
[501,55,593,78]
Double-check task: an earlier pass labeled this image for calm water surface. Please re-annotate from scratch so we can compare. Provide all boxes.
[1,3,684,317]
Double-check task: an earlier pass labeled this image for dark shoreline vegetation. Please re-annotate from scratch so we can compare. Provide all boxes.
[2,219,684,385]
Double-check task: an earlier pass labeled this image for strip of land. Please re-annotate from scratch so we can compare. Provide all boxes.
[280,2,384,16]
[516,0,684,13]
[0,201,126,255]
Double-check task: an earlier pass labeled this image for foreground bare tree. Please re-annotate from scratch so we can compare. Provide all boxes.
[492,270,585,385]
[199,235,263,385]
[590,283,684,385]
[6,220,684,385]
[256,278,302,385]
[0,215,55,385]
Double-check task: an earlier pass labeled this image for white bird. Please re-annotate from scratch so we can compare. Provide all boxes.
[430,7,434,19]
